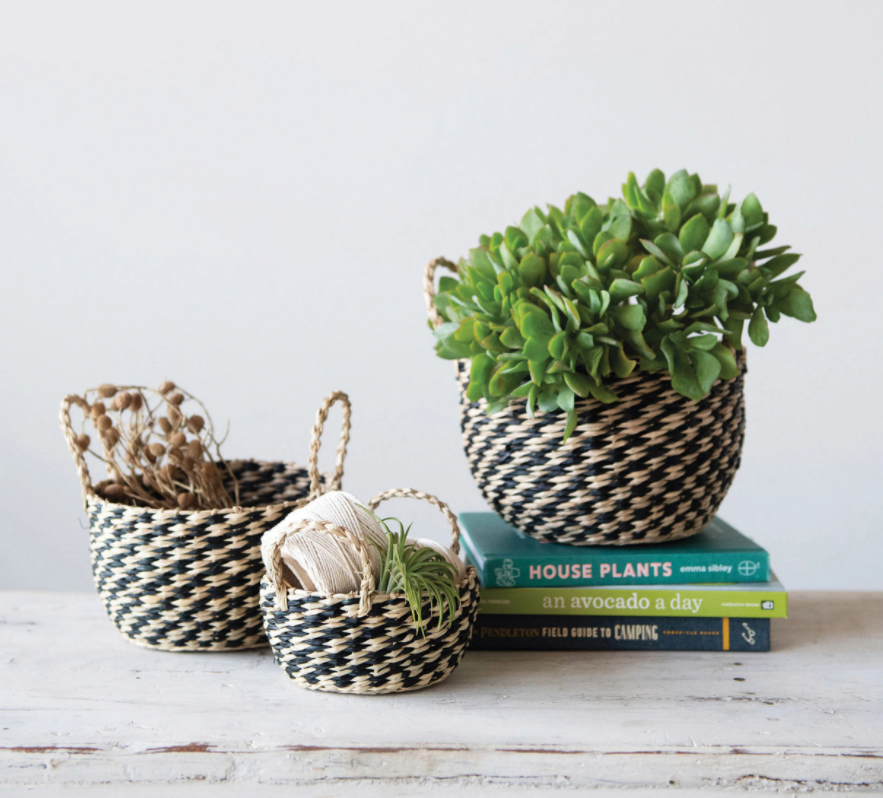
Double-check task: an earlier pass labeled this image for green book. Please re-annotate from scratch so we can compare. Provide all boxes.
[460,512,770,588]
[478,574,787,619]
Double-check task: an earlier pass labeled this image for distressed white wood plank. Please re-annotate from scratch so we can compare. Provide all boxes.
[1,591,881,792]
[0,788,828,798]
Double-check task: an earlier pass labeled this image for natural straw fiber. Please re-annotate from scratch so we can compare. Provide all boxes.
[425,257,747,546]
[261,488,480,695]
[60,390,352,651]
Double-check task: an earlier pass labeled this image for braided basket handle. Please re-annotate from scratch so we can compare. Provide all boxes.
[367,488,461,556]
[307,390,351,500]
[423,257,458,330]
[266,518,376,615]
[59,394,97,508]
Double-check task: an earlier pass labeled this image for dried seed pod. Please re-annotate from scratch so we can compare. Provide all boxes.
[167,465,184,481]
[148,443,166,458]
[104,484,126,500]
[177,492,196,509]
[69,381,233,511]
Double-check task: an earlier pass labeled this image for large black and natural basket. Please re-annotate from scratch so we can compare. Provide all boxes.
[425,257,747,546]
[60,390,352,651]
[261,488,480,695]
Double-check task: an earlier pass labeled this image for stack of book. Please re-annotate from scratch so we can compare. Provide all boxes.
[460,514,786,652]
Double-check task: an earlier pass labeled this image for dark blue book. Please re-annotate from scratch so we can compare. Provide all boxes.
[470,614,771,652]
[460,512,770,588]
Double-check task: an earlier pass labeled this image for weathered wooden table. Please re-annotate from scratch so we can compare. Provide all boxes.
[1,591,881,795]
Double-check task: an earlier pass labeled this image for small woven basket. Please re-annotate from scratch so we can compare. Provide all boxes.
[425,257,747,546]
[261,489,480,695]
[60,390,353,651]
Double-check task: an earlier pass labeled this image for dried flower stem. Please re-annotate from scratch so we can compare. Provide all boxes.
[73,381,238,510]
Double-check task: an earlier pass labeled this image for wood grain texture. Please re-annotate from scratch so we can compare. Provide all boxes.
[1,591,881,793]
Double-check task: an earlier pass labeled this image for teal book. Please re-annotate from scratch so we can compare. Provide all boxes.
[476,574,787,619]
[460,512,770,588]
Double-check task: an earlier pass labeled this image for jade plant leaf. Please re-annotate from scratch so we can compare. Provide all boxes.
[748,307,770,347]
[678,213,709,255]
[702,219,734,261]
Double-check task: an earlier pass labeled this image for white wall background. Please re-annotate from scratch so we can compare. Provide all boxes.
[1,1,880,592]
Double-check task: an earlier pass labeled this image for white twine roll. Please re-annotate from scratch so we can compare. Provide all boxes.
[261,491,385,594]
[261,490,465,595]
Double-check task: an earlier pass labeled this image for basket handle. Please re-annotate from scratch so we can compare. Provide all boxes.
[423,257,458,330]
[60,394,97,508]
[265,518,376,615]
[307,390,351,501]
[265,488,459,616]
[367,488,461,556]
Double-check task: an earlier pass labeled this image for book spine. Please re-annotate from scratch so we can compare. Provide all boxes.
[480,586,787,618]
[470,614,771,652]
[470,550,770,588]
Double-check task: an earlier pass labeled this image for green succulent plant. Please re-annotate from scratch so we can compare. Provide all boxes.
[370,515,461,637]
[431,169,816,440]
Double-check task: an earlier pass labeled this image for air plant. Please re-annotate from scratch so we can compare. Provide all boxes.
[371,516,461,636]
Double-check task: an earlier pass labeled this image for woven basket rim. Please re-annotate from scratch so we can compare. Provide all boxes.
[456,351,747,414]
[260,565,477,605]
[88,458,324,516]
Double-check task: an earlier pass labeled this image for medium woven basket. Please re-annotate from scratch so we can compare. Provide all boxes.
[60,390,353,651]
[261,488,480,695]
[425,257,747,546]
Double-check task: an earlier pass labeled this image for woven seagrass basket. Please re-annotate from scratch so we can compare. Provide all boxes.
[60,390,352,651]
[425,257,747,547]
[261,488,480,694]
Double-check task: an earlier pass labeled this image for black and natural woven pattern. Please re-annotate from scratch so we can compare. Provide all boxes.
[260,567,480,694]
[261,487,480,694]
[456,357,747,546]
[86,460,320,651]
[61,389,353,652]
